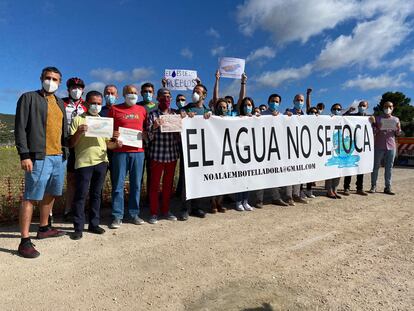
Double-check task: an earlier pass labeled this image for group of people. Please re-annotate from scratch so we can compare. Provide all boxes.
[14,66,401,258]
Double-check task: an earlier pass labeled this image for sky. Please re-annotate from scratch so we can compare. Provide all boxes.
[1,0,414,114]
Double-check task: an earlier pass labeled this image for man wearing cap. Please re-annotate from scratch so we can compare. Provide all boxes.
[15,66,68,258]
[62,77,86,221]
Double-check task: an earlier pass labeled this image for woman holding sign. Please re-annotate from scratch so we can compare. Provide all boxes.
[370,101,401,195]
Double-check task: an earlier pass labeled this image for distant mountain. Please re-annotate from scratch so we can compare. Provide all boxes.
[0,113,15,145]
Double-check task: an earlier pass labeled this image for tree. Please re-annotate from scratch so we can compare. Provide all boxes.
[373,92,414,137]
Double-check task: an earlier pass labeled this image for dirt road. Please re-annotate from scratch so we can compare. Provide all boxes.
[0,167,413,310]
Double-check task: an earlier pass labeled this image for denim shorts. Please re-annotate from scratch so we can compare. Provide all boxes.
[24,155,67,201]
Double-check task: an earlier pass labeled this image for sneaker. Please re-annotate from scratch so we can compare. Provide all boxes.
[255,201,264,209]
[190,208,206,218]
[131,216,145,225]
[272,199,289,207]
[243,201,253,211]
[109,219,122,229]
[161,212,177,221]
[70,231,83,240]
[178,208,189,221]
[286,199,295,206]
[369,186,376,193]
[343,188,351,196]
[356,190,368,196]
[149,215,158,224]
[384,188,395,195]
[217,205,226,213]
[18,240,40,258]
[334,192,342,199]
[88,226,105,234]
[235,202,244,211]
[305,190,316,198]
[36,228,66,239]
[210,201,218,214]
[293,196,308,204]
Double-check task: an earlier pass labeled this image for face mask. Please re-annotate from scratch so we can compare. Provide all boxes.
[105,95,116,105]
[125,94,138,106]
[158,97,171,111]
[192,92,201,103]
[88,104,102,115]
[177,100,186,109]
[244,106,253,114]
[358,106,366,114]
[318,109,323,114]
[70,88,83,100]
[384,108,392,115]
[332,109,341,116]
[42,79,59,93]
[143,92,153,103]
[268,102,279,111]
[294,100,304,110]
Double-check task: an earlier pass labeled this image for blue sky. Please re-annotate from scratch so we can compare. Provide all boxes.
[1,0,414,114]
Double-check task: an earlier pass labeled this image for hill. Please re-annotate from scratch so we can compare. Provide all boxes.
[0,113,15,145]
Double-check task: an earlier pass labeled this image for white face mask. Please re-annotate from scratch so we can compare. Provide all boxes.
[70,88,83,100]
[192,92,201,103]
[125,94,138,106]
[88,104,102,115]
[383,108,393,115]
[42,79,59,93]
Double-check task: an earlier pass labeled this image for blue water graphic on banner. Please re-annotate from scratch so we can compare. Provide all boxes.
[325,130,360,168]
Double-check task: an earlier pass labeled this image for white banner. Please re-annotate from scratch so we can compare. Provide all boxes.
[164,69,197,90]
[181,115,374,200]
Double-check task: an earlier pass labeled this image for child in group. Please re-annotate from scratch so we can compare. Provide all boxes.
[325,103,343,199]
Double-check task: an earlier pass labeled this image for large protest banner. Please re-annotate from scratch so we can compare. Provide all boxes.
[181,115,374,200]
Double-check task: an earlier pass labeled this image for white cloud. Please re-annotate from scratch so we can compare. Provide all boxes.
[206,27,220,38]
[211,46,225,56]
[237,0,414,45]
[315,14,412,70]
[246,46,276,62]
[85,82,106,93]
[90,67,153,83]
[390,51,414,71]
[180,48,193,59]
[342,73,411,90]
[255,64,313,88]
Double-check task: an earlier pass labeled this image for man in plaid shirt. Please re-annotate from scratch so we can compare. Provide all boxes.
[146,87,181,224]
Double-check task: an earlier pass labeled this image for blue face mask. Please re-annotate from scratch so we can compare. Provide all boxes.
[268,102,279,111]
[332,109,342,116]
[244,106,253,114]
[105,95,116,105]
[358,106,366,114]
[294,101,304,110]
[143,92,153,103]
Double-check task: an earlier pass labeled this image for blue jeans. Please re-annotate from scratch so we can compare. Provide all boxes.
[236,191,249,203]
[111,152,145,220]
[371,149,396,189]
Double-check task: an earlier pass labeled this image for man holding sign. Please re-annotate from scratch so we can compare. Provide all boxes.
[108,85,147,228]
[69,91,120,240]
[146,87,181,224]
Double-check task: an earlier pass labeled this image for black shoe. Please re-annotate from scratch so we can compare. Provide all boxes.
[255,201,264,209]
[384,188,395,195]
[88,226,106,234]
[190,208,206,218]
[178,209,189,221]
[70,231,83,240]
[18,240,40,258]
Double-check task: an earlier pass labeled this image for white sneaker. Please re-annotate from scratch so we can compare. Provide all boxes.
[235,202,244,211]
[243,201,253,211]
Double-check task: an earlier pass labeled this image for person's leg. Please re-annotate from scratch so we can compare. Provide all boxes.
[384,149,396,190]
[270,187,281,201]
[285,186,292,200]
[20,200,34,238]
[255,189,264,204]
[371,149,385,190]
[149,160,164,216]
[88,162,108,228]
[64,172,76,215]
[356,174,364,191]
[111,152,128,221]
[292,184,301,197]
[343,176,351,190]
[160,161,177,215]
[128,152,145,218]
[72,165,93,232]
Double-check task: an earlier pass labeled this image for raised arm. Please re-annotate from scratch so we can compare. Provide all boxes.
[213,70,220,107]
[306,88,312,112]
[236,73,247,107]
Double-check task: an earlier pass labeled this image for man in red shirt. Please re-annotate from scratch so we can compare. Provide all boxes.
[108,85,147,228]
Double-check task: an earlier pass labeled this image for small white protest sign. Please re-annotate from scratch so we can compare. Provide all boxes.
[219,57,245,79]
[164,69,197,91]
